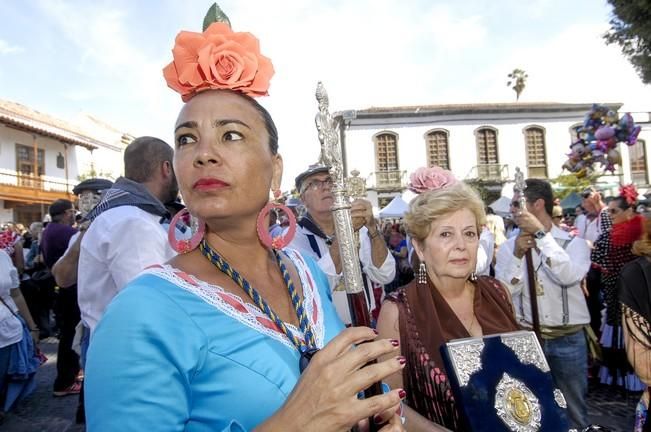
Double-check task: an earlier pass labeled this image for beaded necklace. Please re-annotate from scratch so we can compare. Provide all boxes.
[198,239,319,371]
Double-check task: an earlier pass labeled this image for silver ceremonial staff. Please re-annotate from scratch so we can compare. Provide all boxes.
[513,167,541,340]
[314,82,367,310]
[314,82,384,430]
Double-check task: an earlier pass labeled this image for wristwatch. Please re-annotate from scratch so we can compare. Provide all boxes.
[533,229,546,240]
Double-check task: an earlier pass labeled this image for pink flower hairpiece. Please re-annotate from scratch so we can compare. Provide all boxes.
[408,166,458,194]
[619,183,638,206]
[163,22,275,102]
[0,230,18,255]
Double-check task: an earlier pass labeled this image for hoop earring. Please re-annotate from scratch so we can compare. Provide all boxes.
[256,202,297,249]
[168,208,205,253]
[418,262,427,284]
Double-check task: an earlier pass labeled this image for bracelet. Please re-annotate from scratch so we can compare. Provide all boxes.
[367,227,381,239]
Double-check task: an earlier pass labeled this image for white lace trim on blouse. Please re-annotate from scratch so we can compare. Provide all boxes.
[143,248,325,352]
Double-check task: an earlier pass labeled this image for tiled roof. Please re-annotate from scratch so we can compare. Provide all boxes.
[0,99,115,150]
[351,102,624,118]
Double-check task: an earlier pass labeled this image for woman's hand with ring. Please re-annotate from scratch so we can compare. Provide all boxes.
[259,327,406,432]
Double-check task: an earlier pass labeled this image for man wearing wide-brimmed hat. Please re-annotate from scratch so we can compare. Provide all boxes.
[289,164,395,325]
[52,178,114,291]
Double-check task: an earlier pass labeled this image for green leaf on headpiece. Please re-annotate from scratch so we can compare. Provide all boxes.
[203,3,231,31]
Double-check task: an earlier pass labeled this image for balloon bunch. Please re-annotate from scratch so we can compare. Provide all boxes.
[562,104,641,177]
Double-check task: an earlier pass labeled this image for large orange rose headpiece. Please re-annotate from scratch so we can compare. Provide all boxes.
[163,20,274,102]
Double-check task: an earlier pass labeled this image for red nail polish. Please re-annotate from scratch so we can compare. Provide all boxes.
[372,329,379,335]
[373,414,383,424]
[390,339,400,347]
[398,389,407,399]
[397,356,406,365]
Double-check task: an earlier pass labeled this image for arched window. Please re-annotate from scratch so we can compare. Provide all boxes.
[425,129,449,169]
[569,123,582,143]
[524,126,547,178]
[475,127,499,178]
[629,139,648,185]
[374,132,400,188]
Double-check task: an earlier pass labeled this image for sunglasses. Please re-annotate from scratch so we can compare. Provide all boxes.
[581,190,594,199]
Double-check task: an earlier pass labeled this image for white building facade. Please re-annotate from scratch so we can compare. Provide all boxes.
[0,99,132,225]
[337,102,651,209]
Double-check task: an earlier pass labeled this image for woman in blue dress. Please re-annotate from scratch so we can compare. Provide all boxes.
[85,14,406,432]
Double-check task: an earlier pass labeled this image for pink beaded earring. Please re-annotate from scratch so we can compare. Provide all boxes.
[168,208,206,253]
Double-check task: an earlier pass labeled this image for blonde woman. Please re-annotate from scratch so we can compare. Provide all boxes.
[376,167,518,431]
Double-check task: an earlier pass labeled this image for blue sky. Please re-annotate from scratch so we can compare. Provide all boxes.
[1,0,650,189]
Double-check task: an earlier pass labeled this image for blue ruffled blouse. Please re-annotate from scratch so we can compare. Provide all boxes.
[86,249,345,431]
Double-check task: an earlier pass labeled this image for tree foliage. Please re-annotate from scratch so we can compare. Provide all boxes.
[604,0,651,84]
[506,69,528,101]
[551,173,602,201]
[78,166,115,181]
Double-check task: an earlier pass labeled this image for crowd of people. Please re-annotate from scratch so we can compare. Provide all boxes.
[0,10,649,432]
[3,155,649,431]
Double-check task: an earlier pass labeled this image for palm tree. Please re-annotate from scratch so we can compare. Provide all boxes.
[506,69,528,101]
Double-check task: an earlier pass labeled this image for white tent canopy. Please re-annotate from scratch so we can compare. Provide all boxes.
[488,196,512,217]
[379,196,409,218]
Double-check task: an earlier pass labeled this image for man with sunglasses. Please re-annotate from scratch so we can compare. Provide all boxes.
[289,164,395,325]
[574,205,588,239]
[495,178,592,430]
[581,187,609,244]
[580,187,612,338]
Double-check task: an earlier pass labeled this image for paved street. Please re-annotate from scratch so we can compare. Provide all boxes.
[1,340,641,431]
[3,340,83,432]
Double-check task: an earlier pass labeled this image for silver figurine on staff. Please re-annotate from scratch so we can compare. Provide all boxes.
[314,82,365,298]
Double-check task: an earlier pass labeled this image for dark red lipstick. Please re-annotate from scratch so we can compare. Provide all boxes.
[193,177,230,191]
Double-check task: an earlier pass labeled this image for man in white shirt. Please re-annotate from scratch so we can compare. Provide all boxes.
[495,178,591,430]
[78,137,178,334]
[580,187,612,337]
[573,205,588,239]
[581,187,609,245]
[288,164,395,325]
[475,226,494,276]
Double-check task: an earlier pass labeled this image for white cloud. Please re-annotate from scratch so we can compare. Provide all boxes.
[213,0,493,188]
[23,0,651,190]
[35,0,180,142]
[453,22,651,110]
[0,39,23,55]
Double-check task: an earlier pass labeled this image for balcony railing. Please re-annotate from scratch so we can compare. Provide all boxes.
[367,170,407,190]
[0,169,75,203]
[465,164,510,182]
